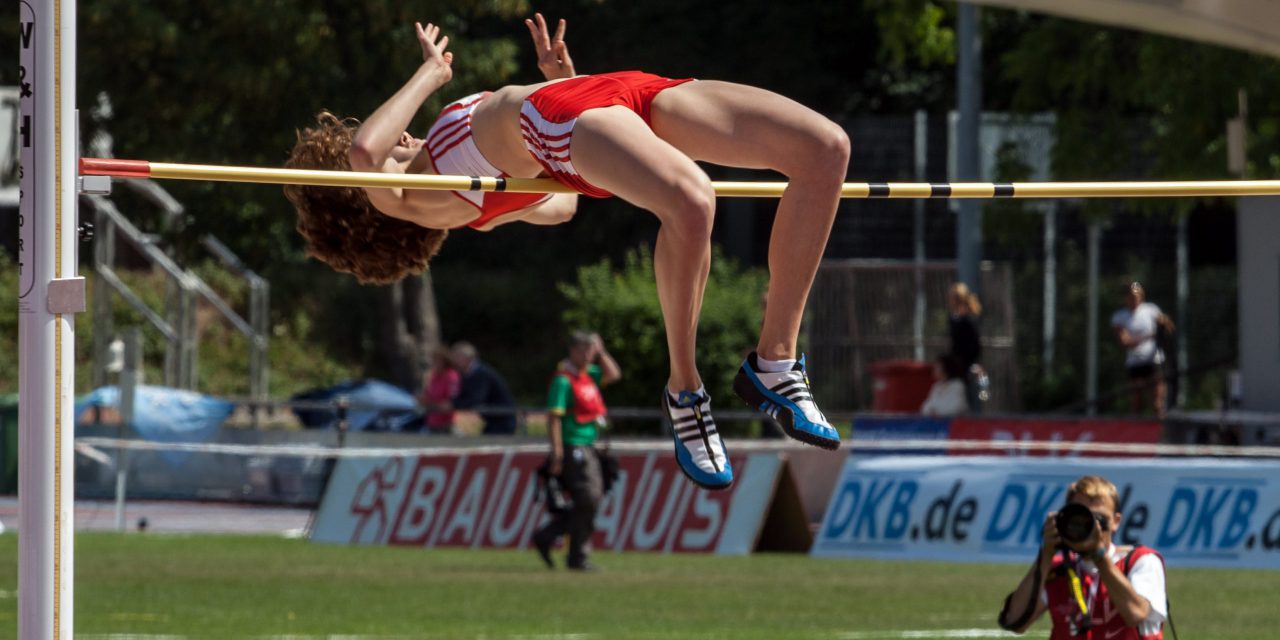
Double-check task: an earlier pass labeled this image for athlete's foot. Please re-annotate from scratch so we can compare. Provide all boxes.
[662,387,733,490]
[733,352,841,450]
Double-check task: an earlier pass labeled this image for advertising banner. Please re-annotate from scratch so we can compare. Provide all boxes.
[812,456,1280,569]
[311,449,788,555]
[948,418,1163,457]
[852,416,950,455]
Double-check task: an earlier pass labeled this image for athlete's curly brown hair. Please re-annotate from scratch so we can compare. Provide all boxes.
[284,111,447,284]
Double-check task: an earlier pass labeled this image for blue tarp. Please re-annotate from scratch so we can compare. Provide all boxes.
[290,379,421,432]
[75,385,235,465]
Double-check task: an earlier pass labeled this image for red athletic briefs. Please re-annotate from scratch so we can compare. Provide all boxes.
[519,71,695,198]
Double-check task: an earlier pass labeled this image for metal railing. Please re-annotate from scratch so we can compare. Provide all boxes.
[87,192,269,394]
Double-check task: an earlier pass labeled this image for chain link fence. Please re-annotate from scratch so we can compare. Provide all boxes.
[804,260,1017,412]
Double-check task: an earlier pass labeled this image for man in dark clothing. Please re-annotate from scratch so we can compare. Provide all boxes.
[449,342,519,435]
[533,331,621,571]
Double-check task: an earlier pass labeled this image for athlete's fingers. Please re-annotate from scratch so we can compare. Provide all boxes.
[524,19,540,47]
[536,13,551,46]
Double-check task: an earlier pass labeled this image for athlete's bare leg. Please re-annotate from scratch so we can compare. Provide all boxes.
[650,81,850,360]
[568,106,716,394]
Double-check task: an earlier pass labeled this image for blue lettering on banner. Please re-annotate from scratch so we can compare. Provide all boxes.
[983,477,1067,551]
[1158,479,1259,553]
[1222,489,1257,549]
[822,472,920,546]
[852,481,892,538]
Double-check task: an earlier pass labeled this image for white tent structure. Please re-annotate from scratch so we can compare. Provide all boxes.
[968,0,1280,412]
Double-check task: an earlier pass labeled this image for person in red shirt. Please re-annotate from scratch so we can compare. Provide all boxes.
[999,475,1168,640]
[419,345,460,434]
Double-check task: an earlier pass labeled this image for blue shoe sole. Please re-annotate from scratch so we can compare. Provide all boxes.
[733,366,841,450]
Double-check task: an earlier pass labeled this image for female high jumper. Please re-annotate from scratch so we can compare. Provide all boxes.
[284,15,849,490]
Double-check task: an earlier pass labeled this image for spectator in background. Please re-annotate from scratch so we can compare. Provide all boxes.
[947,282,985,411]
[1111,282,1173,419]
[533,331,622,571]
[920,353,969,417]
[419,345,460,434]
[450,341,519,435]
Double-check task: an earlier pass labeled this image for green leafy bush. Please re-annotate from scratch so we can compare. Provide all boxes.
[559,247,767,434]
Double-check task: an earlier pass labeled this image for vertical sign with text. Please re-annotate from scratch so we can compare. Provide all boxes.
[18,2,36,305]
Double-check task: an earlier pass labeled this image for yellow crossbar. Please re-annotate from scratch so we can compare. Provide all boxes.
[79,159,1280,199]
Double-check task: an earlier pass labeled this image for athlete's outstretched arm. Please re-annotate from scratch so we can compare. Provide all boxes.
[351,22,464,225]
[525,13,575,80]
[350,22,453,170]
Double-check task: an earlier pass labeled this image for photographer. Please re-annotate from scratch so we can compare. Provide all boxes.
[532,331,621,571]
[999,475,1168,639]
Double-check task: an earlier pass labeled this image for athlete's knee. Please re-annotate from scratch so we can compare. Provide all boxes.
[808,122,851,173]
[825,123,852,167]
[783,121,850,179]
[659,174,716,239]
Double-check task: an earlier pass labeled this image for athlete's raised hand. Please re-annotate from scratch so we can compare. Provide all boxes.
[415,21,453,82]
[525,13,574,80]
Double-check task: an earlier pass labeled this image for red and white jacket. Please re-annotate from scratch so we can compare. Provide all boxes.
[1043,545,1166,640]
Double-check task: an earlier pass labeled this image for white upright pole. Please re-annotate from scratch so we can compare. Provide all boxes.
[19,1,78,638]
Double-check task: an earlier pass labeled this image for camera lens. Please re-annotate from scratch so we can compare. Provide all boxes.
[1055,503,1096,545]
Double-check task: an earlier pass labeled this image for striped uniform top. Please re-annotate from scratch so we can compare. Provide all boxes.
[426,92,551,229]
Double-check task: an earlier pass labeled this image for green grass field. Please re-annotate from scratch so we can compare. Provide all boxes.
[0,533,1276,639]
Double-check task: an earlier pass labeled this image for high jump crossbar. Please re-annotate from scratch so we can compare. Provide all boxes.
[81,158,1280,199]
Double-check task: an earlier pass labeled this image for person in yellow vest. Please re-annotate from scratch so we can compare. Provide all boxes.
[533,330,621,570]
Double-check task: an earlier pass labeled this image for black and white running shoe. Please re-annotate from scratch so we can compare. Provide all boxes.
[733,352,841,450]
[662,388,733,490]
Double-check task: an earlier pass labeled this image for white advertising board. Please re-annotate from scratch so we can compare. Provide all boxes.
[813,456,1280,569]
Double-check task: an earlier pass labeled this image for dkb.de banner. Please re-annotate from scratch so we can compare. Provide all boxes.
[311,449,801,555]
[812,456,1280,569]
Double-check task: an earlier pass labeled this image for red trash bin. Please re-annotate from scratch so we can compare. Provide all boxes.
[869,359,936,412]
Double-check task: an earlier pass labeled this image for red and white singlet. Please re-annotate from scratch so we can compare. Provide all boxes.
[425,92,551,229]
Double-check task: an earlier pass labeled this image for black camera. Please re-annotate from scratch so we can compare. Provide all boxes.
[536,461,571,514]
[1055,502,1107,546]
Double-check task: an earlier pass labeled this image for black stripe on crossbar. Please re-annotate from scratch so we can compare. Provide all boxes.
[469,177,482,191]
[495,177,507,192]
[993,183,1015,197]
[868,183,890,198]
[930,184,952,198]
